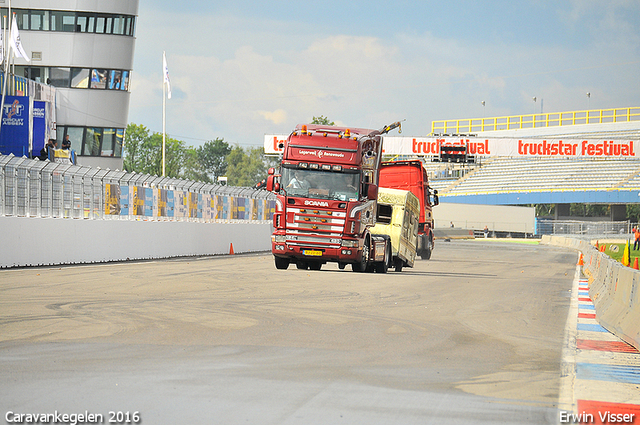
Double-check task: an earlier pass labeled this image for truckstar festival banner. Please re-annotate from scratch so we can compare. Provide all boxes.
[264,134,638,158]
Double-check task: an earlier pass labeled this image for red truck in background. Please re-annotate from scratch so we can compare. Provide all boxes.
[379,160,439,259]
[266,122,402,272]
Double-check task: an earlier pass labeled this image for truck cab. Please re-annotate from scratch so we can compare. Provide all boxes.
[267,122,402,272]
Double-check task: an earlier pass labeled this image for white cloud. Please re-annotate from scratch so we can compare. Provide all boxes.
[128,3,640,147]
[258,109,288,125]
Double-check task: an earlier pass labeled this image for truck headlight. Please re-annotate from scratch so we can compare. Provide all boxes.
[342,239,358,248]
[275,235,286,243]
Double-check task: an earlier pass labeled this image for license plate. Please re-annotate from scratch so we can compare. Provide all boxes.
[303,250,322,257]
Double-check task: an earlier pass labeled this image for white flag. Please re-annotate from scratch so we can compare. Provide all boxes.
[10,15,29,61]
[163,51,171,99]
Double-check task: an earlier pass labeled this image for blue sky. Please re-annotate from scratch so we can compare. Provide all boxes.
[128,1,640,147]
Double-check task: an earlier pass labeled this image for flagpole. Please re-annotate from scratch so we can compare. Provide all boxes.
[162,52,166,177]
[0,14,9,140]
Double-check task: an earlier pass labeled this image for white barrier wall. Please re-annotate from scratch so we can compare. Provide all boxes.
[434,202,536,233]
[541,235,640,351]
[0,216,273,268]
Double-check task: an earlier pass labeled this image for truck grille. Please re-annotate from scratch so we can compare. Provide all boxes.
[286,207,346,248]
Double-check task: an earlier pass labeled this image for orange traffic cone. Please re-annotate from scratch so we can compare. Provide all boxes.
[577,253,584,266]
[600,244,606,252]
[595,241,600,250]
[229,243,235,255]
[633,257,639,270]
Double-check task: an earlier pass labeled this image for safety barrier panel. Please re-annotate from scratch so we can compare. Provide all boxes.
[0,153,277,267]
[541,235,640,351]
[0,154,276,222]
[432,106,640,135]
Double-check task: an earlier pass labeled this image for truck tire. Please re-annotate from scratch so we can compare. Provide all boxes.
[420,246,432,260]
[352,238,370,272]
[274,257,290,270]
[296,261,309,270]
[375,241,390,273]
[394,257,404,272]
[309,261,322,271]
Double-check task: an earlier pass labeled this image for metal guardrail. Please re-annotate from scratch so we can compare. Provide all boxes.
[536,219,634,236]
[431,107,640,134]
[0,154,276,222]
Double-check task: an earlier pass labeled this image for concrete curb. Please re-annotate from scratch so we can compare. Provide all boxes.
[541,235,640,351]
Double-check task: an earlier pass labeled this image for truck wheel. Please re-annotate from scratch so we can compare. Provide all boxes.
[309,262,322,271]
[352,238,370,272]
[375,242,390,273]
[394,258,404,272]
[296,261,309,270]
[274,257,290,270]
[420,246,432,260]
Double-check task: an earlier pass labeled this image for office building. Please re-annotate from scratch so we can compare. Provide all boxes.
[6,0,139,169]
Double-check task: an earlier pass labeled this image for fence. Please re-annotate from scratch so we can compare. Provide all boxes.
[0,154,276,223]
[536,219,634,236]
[431,106,640,134]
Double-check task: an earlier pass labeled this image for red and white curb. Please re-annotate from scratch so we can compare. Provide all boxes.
[559,261,640,424]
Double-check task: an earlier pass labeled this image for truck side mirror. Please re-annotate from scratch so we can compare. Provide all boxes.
[366,184,378,200]
[432,189,439,206]
[266,175,279,192]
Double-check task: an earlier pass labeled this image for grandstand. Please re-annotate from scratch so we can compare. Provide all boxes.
[422,107,640,212]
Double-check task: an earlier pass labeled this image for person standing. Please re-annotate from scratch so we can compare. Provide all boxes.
[634,227,640,250]
[62,134,71,150]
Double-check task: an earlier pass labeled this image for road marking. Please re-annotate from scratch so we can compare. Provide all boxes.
[560,261,640,423]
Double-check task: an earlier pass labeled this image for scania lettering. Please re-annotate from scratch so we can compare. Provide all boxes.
[266,122,402,272]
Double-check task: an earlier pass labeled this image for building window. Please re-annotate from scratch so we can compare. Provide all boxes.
[90,69,108,89]
[101,128,117,156]
[51,10,76,32]
[57,126,125,158]
[15,9,28,30]
[31,10,50,31]
[19,66,131,91]
[112,15,126,35]
[71,68,90,88]
[6,9,136,36]
[59,127,85,152]
[50,67,71,87]
[108,70,122,90]
[121,71,130,91]
[115,129,124,157]
[84,128,102,156]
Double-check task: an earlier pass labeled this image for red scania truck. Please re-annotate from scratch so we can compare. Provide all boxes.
[266,122,402,272]
[379,160,439,259]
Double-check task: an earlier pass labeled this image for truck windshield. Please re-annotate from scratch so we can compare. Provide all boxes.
[282,168,360,201]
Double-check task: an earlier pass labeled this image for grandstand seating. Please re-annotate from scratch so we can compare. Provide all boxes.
[430,157,640,195]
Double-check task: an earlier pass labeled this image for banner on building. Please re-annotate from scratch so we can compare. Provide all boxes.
[264,134,639,159]
[0,96,29,156]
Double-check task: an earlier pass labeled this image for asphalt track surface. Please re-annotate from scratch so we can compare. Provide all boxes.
[0,240,577,425]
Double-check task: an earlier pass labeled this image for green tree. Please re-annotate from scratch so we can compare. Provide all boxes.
[123,123,187,178]
[123,123,150,173]
[226,146,272,187]
[627,205,640,222]
[182,147,211,183]
[197,138,231,181]
[311,115,335,125]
